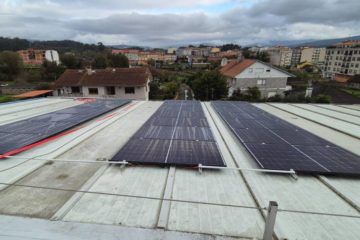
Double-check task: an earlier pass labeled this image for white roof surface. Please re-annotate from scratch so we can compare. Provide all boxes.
[0,98,359,240]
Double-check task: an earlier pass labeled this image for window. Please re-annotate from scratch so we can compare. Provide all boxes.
[257,79,266,85]
[106,86,115,95]
[88,88,98,95]
[125,87,135,94]
[266,68,271,72]
[248,68,253,73]
[71,87,80,93]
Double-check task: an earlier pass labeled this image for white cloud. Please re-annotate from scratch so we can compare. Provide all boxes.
[0,0,359,46]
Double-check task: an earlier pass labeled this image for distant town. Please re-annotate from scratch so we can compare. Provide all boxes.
[0,37,359,104]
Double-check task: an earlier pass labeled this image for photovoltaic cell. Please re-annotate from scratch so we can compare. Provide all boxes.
[167,140,224,166]
[212,101,360,176]
[111,139,170,164]
[245,143,327,173]
[0,99,130,154]
[111,100,225,167]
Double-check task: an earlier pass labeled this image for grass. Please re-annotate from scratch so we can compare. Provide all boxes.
[0,95,15,103]
[341,88,360,98]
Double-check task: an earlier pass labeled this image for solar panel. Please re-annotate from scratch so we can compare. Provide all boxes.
[111,139,170,164]
[173,127,214,141]
[244,143,328,173]
[167,140,225,166]
[111,100,225,167]
[233,128,281,144]
[0,99,130,154]
[133,126,174,140]
[295,145,360,175]
[212,101,360,176]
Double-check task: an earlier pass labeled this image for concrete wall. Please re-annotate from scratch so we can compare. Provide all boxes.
[228,77,288,98]
[54,83,149,101]
[227,61,290,98]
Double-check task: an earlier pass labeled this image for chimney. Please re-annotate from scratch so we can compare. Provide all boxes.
[85,66,92,75]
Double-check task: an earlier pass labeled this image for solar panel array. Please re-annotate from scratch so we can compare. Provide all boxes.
[212,101,360,176]
[0,99,130,154]
[111,100,225,166]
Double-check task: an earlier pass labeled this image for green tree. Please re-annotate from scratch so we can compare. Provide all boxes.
[41,60,66,81]
[191,70,228,101]
[0,51,23,80]
[97,42,106,52]
[109,54,129,68]
[162,81,179,99]
[220,44,241,51]
[60,54,81,69]
[92,55,108,69]
[314,94,331,103]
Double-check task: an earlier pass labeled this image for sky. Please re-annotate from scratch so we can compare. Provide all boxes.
[0,0,359,47]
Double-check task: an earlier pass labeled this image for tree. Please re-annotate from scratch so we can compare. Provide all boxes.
[314,94,331,103]
[229,87,262,101]
[97,42,106,52]
[41,60,66,81]
[190,70,228,101]
[0,51,23,80]
[109,54,129,68]
[220,44,241,51]
[60,54,81,69]
[92,55,108,69]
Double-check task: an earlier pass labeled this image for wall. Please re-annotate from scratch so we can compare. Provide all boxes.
[55,84,149,100]
[228,61,290,97]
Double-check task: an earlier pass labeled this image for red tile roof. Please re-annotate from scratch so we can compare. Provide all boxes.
[220,59,255,78]
[14,90,53,98]
[54,68,151,88]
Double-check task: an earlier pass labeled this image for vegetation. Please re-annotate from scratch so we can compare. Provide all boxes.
[314,94,331,103]
[190,70,228,101]
[340,88,360,98]
[0,51,23,81]
[229,87,262,102]
[242,49,270,62]
[0,95,15,103]
[220,44,241,51]
[0,37,103,53]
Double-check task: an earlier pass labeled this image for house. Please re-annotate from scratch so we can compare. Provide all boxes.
[17,49,60,65]
[53,67,152,100]
[220,59,294,98]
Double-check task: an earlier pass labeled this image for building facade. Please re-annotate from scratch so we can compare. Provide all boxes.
[17,49,60,65]
[53,67,152,100]
[267,47,293,67]
[323,40,360,80]
[300,47,326,64]
[220,59,294,98]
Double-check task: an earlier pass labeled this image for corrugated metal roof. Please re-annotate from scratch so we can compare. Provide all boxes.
[0,98,359,239]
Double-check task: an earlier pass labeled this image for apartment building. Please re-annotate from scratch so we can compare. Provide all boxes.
[17,49,60,65]
[267,47,293,67]
[290,48,302,66]
[323,40,360,81]
[111,49,177,65]
[300,47,326,64]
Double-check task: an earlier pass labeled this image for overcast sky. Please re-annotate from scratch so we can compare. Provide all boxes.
[0,0,359,47]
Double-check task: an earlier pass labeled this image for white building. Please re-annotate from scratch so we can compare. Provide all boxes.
[53,67,152,100]
[45,50,60,65]
[221,59,294,98]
